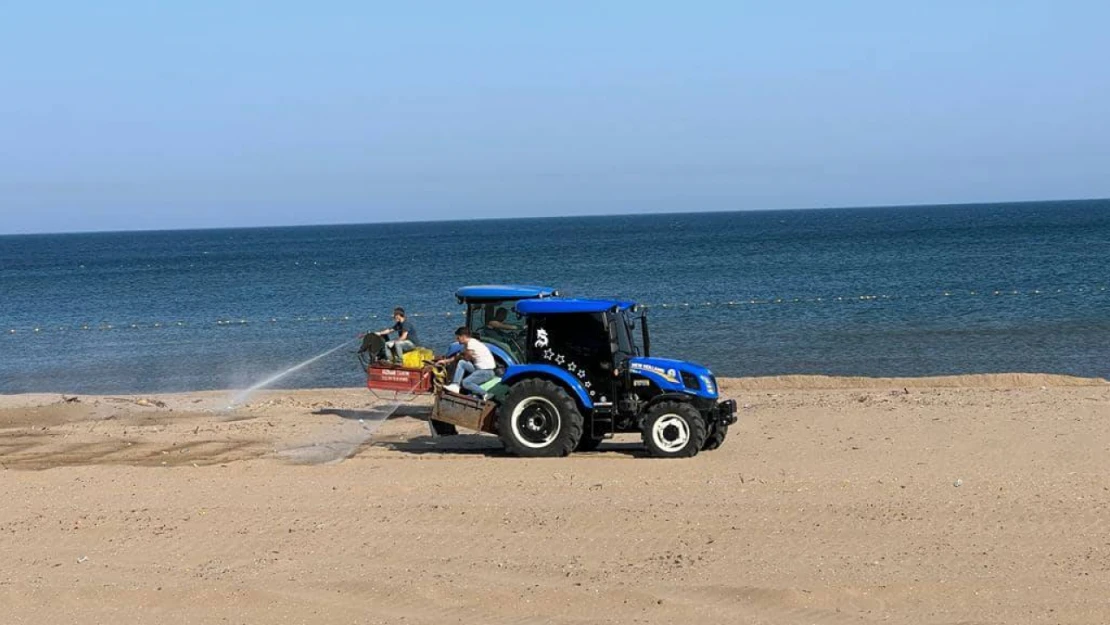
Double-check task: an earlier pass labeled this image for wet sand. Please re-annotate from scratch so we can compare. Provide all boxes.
[2,374,1109,624]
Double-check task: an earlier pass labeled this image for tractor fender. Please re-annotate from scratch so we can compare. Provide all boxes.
[634,392,702,427]
[445,342,515,366]
[501,364,594,410]
[643,392,697,410]
[640,392,720,425]
[487,344,515,366]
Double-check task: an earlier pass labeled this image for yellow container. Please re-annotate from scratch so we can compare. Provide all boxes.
[402,347,434,369]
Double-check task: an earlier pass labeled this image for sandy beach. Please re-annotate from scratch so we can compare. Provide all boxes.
[2,374,1109,624]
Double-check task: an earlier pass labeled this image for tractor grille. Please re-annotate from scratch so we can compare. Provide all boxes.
[681,371,700,391]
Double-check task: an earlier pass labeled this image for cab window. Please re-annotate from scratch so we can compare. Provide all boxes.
[467,304,488,333]
[469,302,527,363]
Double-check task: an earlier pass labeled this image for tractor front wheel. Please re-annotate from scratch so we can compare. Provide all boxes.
[498,379,583,457]
[641,401,707,458]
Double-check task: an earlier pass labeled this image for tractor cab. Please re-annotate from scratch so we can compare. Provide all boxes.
[510,298,639,405]
[448,285,558,367]
[507,298,716,406]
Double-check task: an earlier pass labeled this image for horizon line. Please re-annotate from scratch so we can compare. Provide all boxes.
[3,196,1107,237]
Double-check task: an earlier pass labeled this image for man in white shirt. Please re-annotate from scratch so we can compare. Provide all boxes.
[439,326,497,397]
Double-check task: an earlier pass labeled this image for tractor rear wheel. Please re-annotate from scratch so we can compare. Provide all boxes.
[641,401,707,458]
[498,379,583,457]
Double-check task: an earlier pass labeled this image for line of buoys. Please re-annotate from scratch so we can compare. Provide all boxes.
[4,285,1106,336]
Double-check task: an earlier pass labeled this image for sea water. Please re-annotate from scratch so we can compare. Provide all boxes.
[1,200,1108,393]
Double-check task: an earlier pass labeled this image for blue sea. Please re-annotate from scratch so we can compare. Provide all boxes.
[1,200,1108,394]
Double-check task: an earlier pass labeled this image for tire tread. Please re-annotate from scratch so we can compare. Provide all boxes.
[498,379,584,457]
[702,423,728,451]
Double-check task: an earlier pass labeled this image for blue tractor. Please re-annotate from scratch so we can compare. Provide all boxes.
[431,289,737,458]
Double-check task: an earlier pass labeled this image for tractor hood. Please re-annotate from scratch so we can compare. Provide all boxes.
[628,357,718,399]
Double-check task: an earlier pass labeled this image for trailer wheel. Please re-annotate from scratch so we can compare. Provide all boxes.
[702,423,729,451]
[641,401,707,458]
[498,379,583,457]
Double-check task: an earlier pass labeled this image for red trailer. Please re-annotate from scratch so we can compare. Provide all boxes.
[366,362,434,396]
[358,333,440,400]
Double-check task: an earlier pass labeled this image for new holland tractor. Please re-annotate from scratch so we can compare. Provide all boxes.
[363,286,737,458]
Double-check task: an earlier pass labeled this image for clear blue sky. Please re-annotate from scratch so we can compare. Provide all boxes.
[2,1,1108,234]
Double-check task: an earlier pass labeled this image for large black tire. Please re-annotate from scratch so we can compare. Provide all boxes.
[429,419,458,436]
[702,423,729,451]
[498,379,583,457]
[641,401,707,458]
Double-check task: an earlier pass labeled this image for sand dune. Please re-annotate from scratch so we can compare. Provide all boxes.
[2,377,1109,623]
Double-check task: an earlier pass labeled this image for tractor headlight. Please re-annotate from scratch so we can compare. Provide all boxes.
[699,374,716,396]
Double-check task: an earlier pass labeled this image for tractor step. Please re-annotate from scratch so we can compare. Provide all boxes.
[589,413,615,439]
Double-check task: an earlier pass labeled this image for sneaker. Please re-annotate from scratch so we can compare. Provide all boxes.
[481,393,492,401]
[444,384,461,394]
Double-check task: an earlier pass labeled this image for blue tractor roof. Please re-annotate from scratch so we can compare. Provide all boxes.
[516,298,635,315]
[455,285,558,303]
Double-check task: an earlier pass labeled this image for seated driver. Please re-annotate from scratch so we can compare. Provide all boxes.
[485,308,520,333]
[437,327,496,398]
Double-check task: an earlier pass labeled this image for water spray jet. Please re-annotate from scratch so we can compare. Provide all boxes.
[225,337,357,410]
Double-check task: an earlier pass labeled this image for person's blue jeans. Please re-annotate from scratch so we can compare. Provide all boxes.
[452,360,495,395]
[384,339,415,363]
